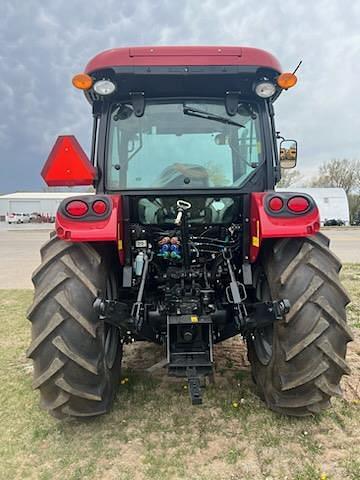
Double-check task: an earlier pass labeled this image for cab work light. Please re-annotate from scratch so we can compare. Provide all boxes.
[254,81,276,98]
[93,79,116,95]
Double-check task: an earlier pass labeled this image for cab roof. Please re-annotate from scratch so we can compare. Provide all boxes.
[85,46,282,74]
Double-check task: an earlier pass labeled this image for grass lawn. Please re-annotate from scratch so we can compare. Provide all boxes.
[0,265,359,480]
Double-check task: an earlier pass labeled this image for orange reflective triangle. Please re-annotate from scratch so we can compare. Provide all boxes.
[41,135,96,186]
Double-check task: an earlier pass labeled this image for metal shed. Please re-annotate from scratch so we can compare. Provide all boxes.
[0,192,92,221]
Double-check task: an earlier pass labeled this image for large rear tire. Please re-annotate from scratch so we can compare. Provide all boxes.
[27,236,122,418]
[248,233,353,416]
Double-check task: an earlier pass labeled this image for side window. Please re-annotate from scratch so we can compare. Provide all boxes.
[232,115,261,185]
[238,120,260,167]
[108,126,118,187]
[108,125,125,188]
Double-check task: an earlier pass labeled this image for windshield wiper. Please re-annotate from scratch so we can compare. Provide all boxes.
[183,106,245,128]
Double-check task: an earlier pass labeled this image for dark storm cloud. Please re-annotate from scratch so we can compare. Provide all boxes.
[0,0,359,192]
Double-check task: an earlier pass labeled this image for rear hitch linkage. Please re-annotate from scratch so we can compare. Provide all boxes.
[223,248,248,329]
[93,297,133,342]
[222,248,290,334]
[93,251,154,341]
[131,251,154,331]
[243,298,291,335]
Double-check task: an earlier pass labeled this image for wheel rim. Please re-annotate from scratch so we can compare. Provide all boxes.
[252,271,274,366]
[104,277,120,369]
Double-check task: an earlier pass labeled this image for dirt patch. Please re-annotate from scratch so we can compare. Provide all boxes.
[123,335,249,372]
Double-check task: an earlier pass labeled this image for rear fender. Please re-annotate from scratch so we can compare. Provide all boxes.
[55,194,125,264]
[249,192,320,262]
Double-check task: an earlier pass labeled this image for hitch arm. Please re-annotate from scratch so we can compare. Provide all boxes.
[131,251,153,329]
[93,298,131,333]
[223,248,248,328]
[243,299,291,333]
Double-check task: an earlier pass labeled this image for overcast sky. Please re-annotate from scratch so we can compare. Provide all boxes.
[0,0,359,193]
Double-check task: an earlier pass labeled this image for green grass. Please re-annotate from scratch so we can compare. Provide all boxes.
[224,447,244,465]
[293,462,322,480]
[342,264,360,328]
[0,266,359,479]
[342,455,360,480]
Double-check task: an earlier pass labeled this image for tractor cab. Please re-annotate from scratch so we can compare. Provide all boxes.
[76,46,297,196]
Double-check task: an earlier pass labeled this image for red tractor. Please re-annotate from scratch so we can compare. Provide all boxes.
[27,46,352,418]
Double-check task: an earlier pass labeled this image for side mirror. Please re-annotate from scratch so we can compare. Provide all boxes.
[279,139,297,169]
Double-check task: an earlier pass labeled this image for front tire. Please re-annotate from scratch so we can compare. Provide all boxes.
[248,233,353,416]
[27,236,122,418]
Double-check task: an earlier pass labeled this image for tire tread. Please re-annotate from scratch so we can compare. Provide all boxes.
[249,233,352,416]
[27,236,122,419]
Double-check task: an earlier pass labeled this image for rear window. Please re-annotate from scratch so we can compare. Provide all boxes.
[107,101,262,190]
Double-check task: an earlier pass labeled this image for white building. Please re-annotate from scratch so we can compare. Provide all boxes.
[278,187,350,226]
[0,192,92,221]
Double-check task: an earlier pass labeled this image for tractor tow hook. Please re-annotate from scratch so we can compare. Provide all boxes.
[186,367,203,405]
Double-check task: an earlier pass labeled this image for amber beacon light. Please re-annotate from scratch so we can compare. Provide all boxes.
[277,72,297,89]
[72,73,93,90]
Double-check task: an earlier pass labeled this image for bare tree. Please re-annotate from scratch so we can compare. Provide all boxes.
[310,159,360,194]
[348,193,360,224]
[277,169,303,188]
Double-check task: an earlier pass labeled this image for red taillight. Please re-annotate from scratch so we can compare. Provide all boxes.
[92,200,107,215]
[268,196,284,212]
[287,196,310,213]
[65,200,88,217]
